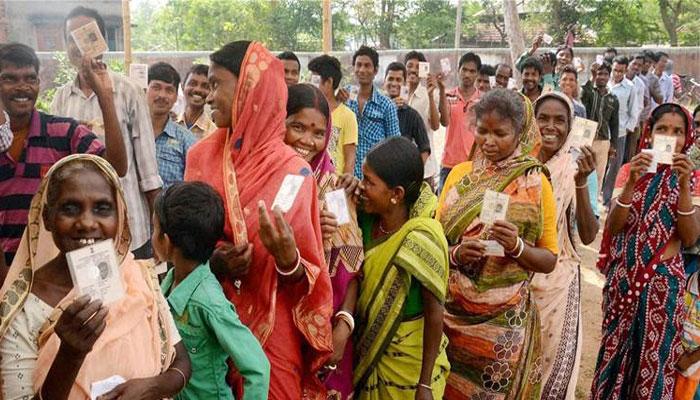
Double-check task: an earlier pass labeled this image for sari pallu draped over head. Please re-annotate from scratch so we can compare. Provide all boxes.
[184,43,333,398]
[0,154,176,399]
[437,94,547,399]
[591,104,698,400]
[354,183,450,399]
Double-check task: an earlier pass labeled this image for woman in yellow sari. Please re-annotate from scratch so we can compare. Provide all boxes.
[354,136,450,400]
[437,89,558,399]
[0,154,188,399]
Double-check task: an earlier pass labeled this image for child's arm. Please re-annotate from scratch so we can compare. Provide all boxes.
[208,304,271,399]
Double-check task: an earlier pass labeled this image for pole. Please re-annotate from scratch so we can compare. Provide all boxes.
[322,0,332,53]
[122,0,132,70]
[454,0,462,49]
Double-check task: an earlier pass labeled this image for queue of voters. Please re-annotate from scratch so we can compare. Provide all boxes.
[1,5,700,400]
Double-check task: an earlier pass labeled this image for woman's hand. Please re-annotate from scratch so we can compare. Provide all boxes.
[335,88,349,103]
[97,378,159,400]
[210,241,253,280]
[320,206,339,242]
[55,295,108,357]
[627,151,653,186]
[489,220,520,253]
[336,173,361,204]
[327,320,351,366]
[415,385,434,400]
[672,153,694,188]
[574,145,596,185]
[455,239,486,264]
[258,201,298,269]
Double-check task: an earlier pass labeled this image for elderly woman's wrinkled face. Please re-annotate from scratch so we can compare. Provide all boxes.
[207,62,238,128]
[475,110,520,162]
[536,98,570,157]
[43,166,119,254]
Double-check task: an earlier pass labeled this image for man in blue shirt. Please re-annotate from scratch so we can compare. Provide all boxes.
[346,45,400,178]
[147,62,196,188]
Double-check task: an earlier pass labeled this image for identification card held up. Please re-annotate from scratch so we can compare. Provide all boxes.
[481,240,505,257]
[507,78,517,90]
[652,134,677,165]
[70,20,108,59]
[569,117,598,148]
[595,54,605,65]
[642,149,659,173]
[310,74,322,88]
[488,76,496,88]
[418,61,430,78]
[542,83,555,94]
[542,33,554,45]
[348,85,360,102]
[480,190,509,225]
[272,174,305,213]
[66,239,124,304]
[91,375,126,400]
[440,58,451,74]
[129,63,148,90]
[400,85,409,99]
[325,189,351,225]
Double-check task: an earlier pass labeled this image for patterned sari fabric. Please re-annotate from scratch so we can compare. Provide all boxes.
[185,43,333,399]
[437,95,550,399]
[0,154,176,399]
[591,104,697,400]
[354,183,450,400]
[531,92,583,399]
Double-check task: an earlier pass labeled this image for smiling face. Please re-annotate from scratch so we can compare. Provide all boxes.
[612,62,626,84]
[354,55,377,86]
[495,65,511,88]
[559,71,577,98]
[44,166,119,255]
[652,111,687,153]
[384,69,404,98]
[475,110,520,162]
[522,67,541,93]
[360,163,398,215]
[184,72,210,109]
[556,48,573,67]
[147,79,178,118]
[405,58,420,86]
[595,68,610,89]
[628,58,641,79]
[536,98,570,158]
[207,62,238,128]
[0,64,39,120]
[284,107,327,162]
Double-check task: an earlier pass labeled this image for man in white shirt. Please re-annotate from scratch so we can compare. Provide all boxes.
[624,55,646,162]
[404,51,450,190]
[653,51,674,106]
[603,56,637,207]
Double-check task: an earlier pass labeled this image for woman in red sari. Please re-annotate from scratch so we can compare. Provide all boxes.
[184,41,333,399]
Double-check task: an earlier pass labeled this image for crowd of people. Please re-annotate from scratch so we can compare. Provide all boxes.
[0,5,699,400]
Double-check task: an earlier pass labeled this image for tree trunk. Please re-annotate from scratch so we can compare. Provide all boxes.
[658,0,680,46]
[502,0,525,72]
[378,0,395,49]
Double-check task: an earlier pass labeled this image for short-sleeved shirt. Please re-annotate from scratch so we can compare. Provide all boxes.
[397,105,431,155]
[162,263,270,400]
[408,85,439,178]
[176,110,217,140]
[155,120,197,189]
[442,88,481,168]
[0,110,104,265]
[328,104,359,174]
[346,86,401,178]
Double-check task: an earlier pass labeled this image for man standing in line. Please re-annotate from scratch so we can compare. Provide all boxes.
[520,57,543,103]
[278,51,301,86]
[639,50,664,119]
[654,51,674,104]
[176,64,217,139]
[624,55,646,162]
[52,6,162,259]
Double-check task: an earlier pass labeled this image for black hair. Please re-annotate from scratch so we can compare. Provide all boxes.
[64,6,106,40]
[694,104,700,120]
[183,64,209,86]
[647,103,689,141]
[154,182,225,264]
[642,49,658,62]
[385,61,407,80]
[286,83,330,123]
[148,61,180,88]
[597,61,612,74]
[0,43,40,74]
[308,55,342,90]
[556,45,574,58]
[656,51,669,60]
[210,40,252,77]
[365,136,424,207]
[605,47,618,56]
[560,64,578,79]
[458,52,482,70]
[495,63,513,77]
[612,55,629,67]
[479,64,496,76]
[520,56,543,75]
[404,50,427,64]
[634,52,646,61]
[278,51,301,70]
[534,95,572,127]
[353,45,379,70]
[474,88,526,135]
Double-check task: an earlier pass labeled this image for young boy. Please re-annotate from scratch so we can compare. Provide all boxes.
[153,182,270,399]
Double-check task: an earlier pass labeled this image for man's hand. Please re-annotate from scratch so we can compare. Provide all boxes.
[80,56,112,97]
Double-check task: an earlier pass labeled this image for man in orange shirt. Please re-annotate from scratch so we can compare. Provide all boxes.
[439,52,482,192]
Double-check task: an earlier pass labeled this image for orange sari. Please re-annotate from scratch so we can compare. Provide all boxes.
[184,42,333,399]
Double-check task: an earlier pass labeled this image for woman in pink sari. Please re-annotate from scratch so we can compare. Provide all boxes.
[184,41,333,399]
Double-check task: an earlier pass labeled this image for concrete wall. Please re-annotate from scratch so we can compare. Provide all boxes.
[36,47,700,92]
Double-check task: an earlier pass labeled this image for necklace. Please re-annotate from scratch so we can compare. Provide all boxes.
[378,221,399,235]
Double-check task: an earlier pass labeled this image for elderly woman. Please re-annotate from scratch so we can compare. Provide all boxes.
[531,92,599,399]
[184,42,333,399]
[591,103,700,399]
[0,154,189,399]
[437,89,558,399]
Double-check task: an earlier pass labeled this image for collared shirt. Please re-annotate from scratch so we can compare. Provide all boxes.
[176,109,217,139]
[442,87,481,168]
[608,78,637,136]
[408,84,439,178]
[397,105,431,154]
[630,75,646,127]
[155,120,197,189]
[346,85,401,178]
[161,263,270,400]
[51,71,162,249]
[642,72,663,120]
[0,110,104,263]
[658,72,674,104]
[0,112,11,153]
[581,82,619,142]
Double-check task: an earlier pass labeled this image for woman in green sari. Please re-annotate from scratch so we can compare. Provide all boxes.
[353,136,450,400]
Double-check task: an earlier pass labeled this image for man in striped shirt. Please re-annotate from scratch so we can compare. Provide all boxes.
[0,43,127,275]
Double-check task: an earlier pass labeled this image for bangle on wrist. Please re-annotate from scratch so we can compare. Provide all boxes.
[418,383,432,390]
[507,238,520,254]
[615,197,632,209]
[678,207,697,216]
[335,311,355,332]
[168,367,187,392]
[275,248,301,276]
[450,244,462,266]
[508,237,525,258]
[575,182,588,189]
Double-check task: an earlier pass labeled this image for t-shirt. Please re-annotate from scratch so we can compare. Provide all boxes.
[442,88,481,168]
[397,105,431,155]
[329,104,359,174]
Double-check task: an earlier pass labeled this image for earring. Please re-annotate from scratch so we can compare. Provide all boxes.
[390,198,397,205]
